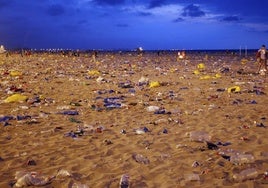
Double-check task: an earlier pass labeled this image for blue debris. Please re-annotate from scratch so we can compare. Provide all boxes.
[16,115,31,121]
[154,109,171,114]
[220,67,229,73]
[118,82,133,88]
[216,141,231,146]
[97,90,115,95]
[104,103,121,109]
[162,128,168,134]
[3,121,11,126]
[256,123,266,128]
[248,100,257,104]
[64,131,78,138]
[128,88,136,93]
[60,110,79,115]
[0,116,14,122]
[103,97,124,109]
[143,127,149,133]
[216,88,225,92]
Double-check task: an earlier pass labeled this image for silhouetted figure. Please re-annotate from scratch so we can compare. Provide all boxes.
[256,44,267,74]
[92,51,98,63]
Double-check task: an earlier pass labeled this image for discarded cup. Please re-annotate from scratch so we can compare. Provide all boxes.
[119,174,130,188]
[230,154,254,165]
[132,153,150,164]
[14,171,54,187]
[146,106,160,112]
[190,131,211,142]
[233,168,258,181]
[184,173,200,181]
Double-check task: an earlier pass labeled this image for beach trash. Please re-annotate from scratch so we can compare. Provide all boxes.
[138,76,149,86]
[162,128,168,134]
[119,174,130,188]
[132,153,150,164]
[4,94,28,103]
[96,76,105,83]
[192,161,200,168]
[230,154,254,165]
[135,127,149,134]
[220,67,230,73]
[197,63,205,70]
[14,171,54,187]
[193,70,200,75]
[72,183,89,188]
[206,141,219,150]
[149,81,160,88]
[170,68,177,73]
[214,73,221,78]
[184,173,200,181]
[190,131,211,142]
[233,168,258,181]
[259,69,266,76]
[227,86,241,93]
[0,115,14,122]
[56,169,72,178]
[10,70,22,77]
[104,97,124,109]
[240,58,248,65]
[146,106,160,112]
[88,70,100,76]
[60,110,79,115]
[199,75,211,80]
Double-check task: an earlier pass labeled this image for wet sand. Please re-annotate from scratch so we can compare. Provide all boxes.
[0,51,267,188]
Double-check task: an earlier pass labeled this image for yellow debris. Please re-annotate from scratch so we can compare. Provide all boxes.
[149,81,160,88]
[10,70,22,77]
[88,70,100,76]
[227,86,241,93]
[193,70,200,75]
[4,94,28,103]
[197,63,205,70]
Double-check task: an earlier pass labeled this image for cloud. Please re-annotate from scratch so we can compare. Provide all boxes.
[221,15,241,22]
[137,11,152,17]
[173,17,184,23]
[93,0,125,6]
[181,4,205,17]
[148,0,166,9]
[47,4,65,16]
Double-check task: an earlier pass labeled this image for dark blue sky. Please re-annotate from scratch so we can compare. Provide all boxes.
[0,0,268,50]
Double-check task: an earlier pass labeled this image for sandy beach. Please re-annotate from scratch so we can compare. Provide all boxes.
[0,51,267,188]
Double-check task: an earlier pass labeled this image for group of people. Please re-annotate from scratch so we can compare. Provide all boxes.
[257,45,268,75]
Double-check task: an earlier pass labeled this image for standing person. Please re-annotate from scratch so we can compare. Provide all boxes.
[256,45,267,74]
[92,50,98,63]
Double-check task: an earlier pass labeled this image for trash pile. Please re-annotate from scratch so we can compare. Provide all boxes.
[0,52,267,187]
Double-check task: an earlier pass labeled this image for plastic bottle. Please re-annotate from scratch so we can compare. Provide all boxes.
[132,153,150,164]
[72,183,89,188]
[189,131,211,142]
[230,154,254,165]
[146,106,160,112]
[119,174,130,188]
[233,168,258,181]
[184,173,200,181]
